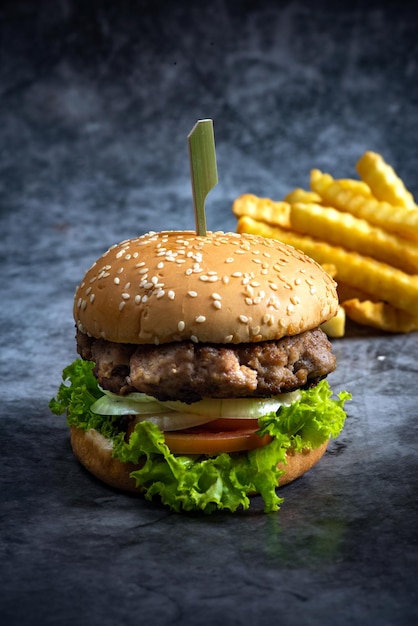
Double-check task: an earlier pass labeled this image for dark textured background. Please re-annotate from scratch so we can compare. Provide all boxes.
[1,1,418,625]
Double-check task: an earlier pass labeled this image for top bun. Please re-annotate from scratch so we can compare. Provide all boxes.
[74,231,338,345]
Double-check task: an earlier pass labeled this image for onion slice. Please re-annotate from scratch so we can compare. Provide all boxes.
[131,412,218,432]
[161,392,301,419]
[91,392,166,416]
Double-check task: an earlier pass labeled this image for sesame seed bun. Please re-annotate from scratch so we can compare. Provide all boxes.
[69,425,329,494]
[74,230,338,345]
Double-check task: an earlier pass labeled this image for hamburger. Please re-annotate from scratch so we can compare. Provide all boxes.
[50,230,350,513]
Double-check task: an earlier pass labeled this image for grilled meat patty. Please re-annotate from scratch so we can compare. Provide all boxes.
[76,328,336,403]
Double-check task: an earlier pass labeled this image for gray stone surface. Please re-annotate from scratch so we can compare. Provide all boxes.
[1,1,418,625]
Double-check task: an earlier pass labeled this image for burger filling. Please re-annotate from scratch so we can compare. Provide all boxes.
[76,327,336,403]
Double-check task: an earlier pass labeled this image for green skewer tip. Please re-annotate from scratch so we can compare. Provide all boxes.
[187,119,218,236]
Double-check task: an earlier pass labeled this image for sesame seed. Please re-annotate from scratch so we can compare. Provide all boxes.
[213,300,221,310]
[114,277,120,285]
[195,315,206,323]
[178,321,185,331]
[119,301,126,311]
[188,291,198,297]
[156,290,165,299]
[191,335,199,343]
[211,293,221,300]
[135,295,141,304]
[121,293,130,300]
[168,290,175,300]
[224,334,233,342]
[225,258,234,263]
[90,294,95,303]
[245,297,253,306]
[239,315,249,323]
[157,262,164,269]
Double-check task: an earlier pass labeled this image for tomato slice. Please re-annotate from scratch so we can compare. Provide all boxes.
[202,418,260,431]
[163,422,272,455]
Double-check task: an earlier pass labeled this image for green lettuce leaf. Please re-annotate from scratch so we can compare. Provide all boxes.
[50,359,351,514]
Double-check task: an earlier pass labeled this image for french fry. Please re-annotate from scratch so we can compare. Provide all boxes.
[289,202,418,274]
[232,194,291,229]
[343,299,418,334]
[320,305,346,338]
[356,151,416,209]
[237,215,418,317]
[334,178,373,198]
[284,188,322,204]
[310,169,418,241]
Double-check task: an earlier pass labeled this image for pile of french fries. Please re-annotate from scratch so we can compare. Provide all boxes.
[233,151,418,336]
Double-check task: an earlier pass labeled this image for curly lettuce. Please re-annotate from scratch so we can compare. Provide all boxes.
[50,359,351,514]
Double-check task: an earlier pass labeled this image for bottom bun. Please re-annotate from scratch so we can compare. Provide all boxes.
[70,425,328,495]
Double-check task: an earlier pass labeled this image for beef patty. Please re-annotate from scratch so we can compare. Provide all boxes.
[76,328,336,403]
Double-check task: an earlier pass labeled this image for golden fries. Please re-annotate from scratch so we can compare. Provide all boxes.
[233,152,418,334]
[233,196,418,274]
[290,202,418,274]
[232,194,291,229]
[310,169,418,241]
[343,299,418,334]
[284,188,322,204]
[356,151,416,209]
